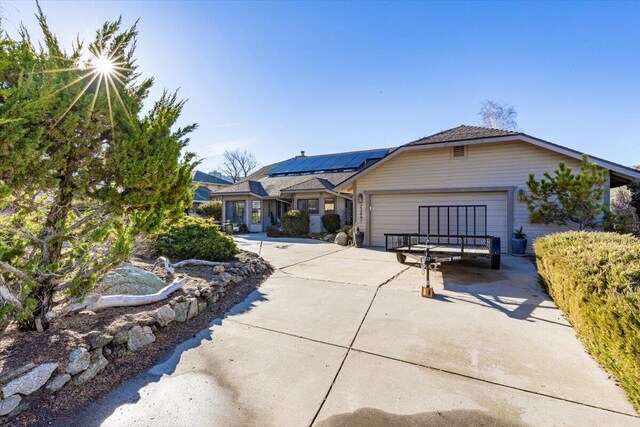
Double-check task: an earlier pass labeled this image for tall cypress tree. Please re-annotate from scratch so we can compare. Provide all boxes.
[0,6,197,330]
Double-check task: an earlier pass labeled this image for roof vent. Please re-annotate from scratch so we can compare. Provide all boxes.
[300,151,306,157]
[452,145,466,158]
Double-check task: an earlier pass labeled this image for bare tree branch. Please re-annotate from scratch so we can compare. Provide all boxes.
[479,100,519,131]
[219,149,259,183]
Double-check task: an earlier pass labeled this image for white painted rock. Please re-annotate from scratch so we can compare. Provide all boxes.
[2,362,58,398]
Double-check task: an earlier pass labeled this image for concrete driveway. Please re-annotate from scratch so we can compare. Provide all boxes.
[71,235,639,426]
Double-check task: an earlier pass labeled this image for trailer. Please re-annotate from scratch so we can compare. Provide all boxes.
[384,205,501,297]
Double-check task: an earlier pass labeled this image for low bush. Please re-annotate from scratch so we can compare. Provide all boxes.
[156,216,238,261]
[322,213,341,233]
[281,209,310,236]
[266,225,284,237]
[195,200,222,220]
[534,231,640,410]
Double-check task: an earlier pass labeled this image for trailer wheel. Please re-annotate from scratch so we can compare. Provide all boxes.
[396,253,407,264]
[491,254,501,270]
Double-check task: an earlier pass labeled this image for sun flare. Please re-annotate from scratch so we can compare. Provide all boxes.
[93,55,115,76]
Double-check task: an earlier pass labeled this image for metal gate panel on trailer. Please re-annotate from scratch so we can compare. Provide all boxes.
[369,192,508,251]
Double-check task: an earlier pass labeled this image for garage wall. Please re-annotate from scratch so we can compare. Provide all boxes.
[370,192,508,251]
[354,141,605,252]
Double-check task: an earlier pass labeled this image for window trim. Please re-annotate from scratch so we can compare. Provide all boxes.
[297,198,320,215]
[324,197,335,214]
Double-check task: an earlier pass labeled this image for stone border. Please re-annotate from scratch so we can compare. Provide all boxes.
[0,256,271,420]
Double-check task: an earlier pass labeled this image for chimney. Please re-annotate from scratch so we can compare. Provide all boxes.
[300,151,306,157]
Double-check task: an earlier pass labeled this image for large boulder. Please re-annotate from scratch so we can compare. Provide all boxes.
[2,362,58,398]
[94,264,167,296]
[334,232,349,246]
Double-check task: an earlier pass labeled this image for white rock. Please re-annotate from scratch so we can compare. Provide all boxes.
[2,362,58,398]
[153,305,176,327]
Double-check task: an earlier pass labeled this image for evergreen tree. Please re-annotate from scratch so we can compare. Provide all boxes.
[519,154,608,231]
[0,7,197,330]
[629,166,640,218]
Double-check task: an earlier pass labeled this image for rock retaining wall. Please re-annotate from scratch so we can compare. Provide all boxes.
[0,256,270,421]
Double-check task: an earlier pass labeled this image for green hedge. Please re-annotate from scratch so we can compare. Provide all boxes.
[281,209,310,236]
[535,231,640,410]
[156,216,238,261]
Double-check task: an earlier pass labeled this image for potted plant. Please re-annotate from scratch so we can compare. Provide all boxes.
[354,225,365,248]
[512,226,527,256]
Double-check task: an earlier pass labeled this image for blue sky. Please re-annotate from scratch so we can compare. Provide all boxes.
[3,1,639,172]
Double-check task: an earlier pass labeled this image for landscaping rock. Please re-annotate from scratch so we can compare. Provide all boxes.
[94,263,167,296]
[127,325,156,351]
[335,232,349,246]
[198,301,207,314]
[73,350,108,386]
[154,305,176,327]
[2,362,58,398]
[213,265,225,273]
[112,330,129,346]
[46,373,71,393]
[0,395,21,416]
[174,301,190,322]
[0,363,35,384]
[66,347,91,375]
[86,331,114,349]
[186,299,198,320]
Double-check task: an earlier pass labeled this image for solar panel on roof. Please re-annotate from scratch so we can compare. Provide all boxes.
[266,149,390,175]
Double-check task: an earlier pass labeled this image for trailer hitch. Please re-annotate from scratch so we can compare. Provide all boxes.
[420,240,461,298]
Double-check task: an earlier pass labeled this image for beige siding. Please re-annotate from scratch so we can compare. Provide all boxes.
[370,192,507,250]
[354,141,600,252]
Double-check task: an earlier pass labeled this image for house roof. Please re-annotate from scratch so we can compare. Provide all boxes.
[193,186,212,202]
[193,170,233,186]
[405,125,520,146]
[281,177,335,192]
[336,125,640,189]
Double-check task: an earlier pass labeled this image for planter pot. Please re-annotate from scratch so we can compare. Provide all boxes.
[355,232,365,248]
[512,238,527,256]
[224,223,234,235]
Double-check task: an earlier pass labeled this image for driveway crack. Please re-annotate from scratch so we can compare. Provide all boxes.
[308,266,410,426]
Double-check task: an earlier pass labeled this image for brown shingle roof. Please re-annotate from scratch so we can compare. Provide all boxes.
[405,125,520,146]
[281,177,334,192]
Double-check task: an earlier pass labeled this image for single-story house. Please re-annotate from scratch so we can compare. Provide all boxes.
[214,125,640,252]
[192,170,233,208]
[214,148,390,232]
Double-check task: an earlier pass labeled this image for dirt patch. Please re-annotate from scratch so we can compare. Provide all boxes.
[1,251,272,427]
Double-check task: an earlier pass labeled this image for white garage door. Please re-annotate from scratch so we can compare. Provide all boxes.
[370,192,508,252]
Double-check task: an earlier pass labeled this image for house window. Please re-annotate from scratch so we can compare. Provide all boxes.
[297,198,319,214]
[251,200,262,224]
[225,200,246,223]
[324,198,335,214]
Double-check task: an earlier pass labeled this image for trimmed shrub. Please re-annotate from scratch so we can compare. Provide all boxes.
[156,216,238,261]
[282,209,310,236]
[322,213,341,233]
[195,200,222,220]
[535,231,640,410]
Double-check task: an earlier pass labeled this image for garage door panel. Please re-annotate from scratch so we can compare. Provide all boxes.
[370,192,507,252]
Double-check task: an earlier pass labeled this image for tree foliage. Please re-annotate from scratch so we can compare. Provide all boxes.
[629,165,640,218]
[195,200,222,220]
[478,100,518,131]
[0,7,197,329]
[518,154,608,230]
[220,149,258,183]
